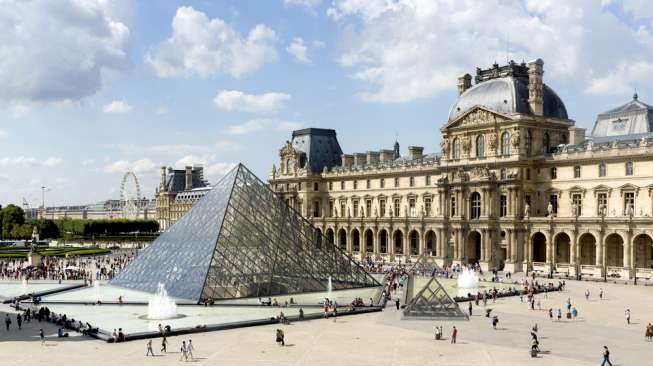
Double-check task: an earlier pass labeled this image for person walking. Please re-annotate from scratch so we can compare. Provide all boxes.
[333,305,338,322]
[585,289,590,300]
[5,314,11,331]
[625,309,631,325]
[395,298,400,310]
[39,328,44,346]
[161,335,167,353]
[145,340,155,356]
[601,345,613,366]
[548,308,553,320]
[17,314,22,330]
[599,288,604,300]
[557,308,562,322]
[468,302,472,317]
[451,326,457,344]
[187,339,195,360]
[179,340,188,361]
[492,315,499,330]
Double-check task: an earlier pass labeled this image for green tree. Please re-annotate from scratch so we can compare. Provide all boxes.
[1,204,25,238]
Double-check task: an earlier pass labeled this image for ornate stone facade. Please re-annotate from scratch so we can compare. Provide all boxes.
[269,59,653,281]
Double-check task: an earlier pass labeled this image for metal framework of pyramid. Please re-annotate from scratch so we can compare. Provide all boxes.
[408,253,441,276]
[110,164,380,301]
[403,277,468,320]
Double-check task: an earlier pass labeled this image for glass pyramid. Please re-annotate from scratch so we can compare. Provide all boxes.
[403,276,468,319]
[110,164,380,301]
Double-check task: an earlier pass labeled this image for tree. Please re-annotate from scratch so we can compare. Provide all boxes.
[1,204,25,239]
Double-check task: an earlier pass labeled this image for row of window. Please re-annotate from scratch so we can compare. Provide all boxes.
[552,161,635,179]
[314,176,433,192]
[546,192,635,216]
[449,130,564,160]
[312,197,433,218]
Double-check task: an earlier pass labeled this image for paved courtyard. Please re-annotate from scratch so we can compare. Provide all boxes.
[1,276,652,365]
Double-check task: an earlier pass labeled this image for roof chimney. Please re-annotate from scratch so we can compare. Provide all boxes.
[408,146,424,160]
[185,166,192,191]
[528,59,544,116]
[393,141,400,160]
[457,73,472,95]
[160,166,167,191]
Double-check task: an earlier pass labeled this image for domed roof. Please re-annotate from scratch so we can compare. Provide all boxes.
[448,77,568,121]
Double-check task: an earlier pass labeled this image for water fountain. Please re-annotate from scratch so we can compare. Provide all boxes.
[93,280,101,303]
[146,283,178,320]
[21,277,28,295]
[457,267,479,289]
[327,276,333,300]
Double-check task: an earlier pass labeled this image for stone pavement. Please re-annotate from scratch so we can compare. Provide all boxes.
[1,276,652,365]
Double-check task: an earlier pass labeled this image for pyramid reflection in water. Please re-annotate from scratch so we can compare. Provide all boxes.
[110,164,379,301]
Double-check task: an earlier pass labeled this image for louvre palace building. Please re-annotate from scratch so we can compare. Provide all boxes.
[268,59,653,281]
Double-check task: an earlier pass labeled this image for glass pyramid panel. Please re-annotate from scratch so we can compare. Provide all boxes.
[408,253,442,276]
[111,164,380,301]
[403,276,468,319]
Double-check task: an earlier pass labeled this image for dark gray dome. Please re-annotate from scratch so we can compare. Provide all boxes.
[448,77,568,121]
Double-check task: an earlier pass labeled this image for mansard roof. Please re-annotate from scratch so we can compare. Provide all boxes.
[591,93,653,142]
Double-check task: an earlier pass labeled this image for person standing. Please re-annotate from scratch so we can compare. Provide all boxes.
[17,314,22,330]
[333,305,337,322]
[451,326,457,344]
[468,302,472,317]
[585,289,590,300]
[601,346,613,366]
[39,328,44,346]
[5,314,11,331]
[145,340,154,356]
[599,288,604,300]
[557,308,562,322]
[625,309,631,325]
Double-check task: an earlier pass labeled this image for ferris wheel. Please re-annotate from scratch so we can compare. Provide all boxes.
[120,171,142,219]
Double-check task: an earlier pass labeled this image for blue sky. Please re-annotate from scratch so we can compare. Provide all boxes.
[1,0,653,206]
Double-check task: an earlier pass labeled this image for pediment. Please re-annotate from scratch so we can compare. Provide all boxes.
[442,106,512,131]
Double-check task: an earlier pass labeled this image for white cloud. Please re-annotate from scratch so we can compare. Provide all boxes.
[103,100,132,113]
[283,0,322,14]
[286,37,311,64]
[0,156,62,167]
[214,90,291,113]
[104,158,156,173]
[327,0,653,102]
[172,155,235,182]
[586,61,653,96]
[205,162,237,178]
[0,0,129,103]
[226,118,302,135]
[146,6,277,78]
[43,157,63,167]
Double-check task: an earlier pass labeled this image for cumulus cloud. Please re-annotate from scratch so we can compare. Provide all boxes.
[286,37,311,63]
[214,90,291,113]
[173,155,235,182]
[103,100,132,113]
[205,162,237,178]
[226,119,302,135]
[104,158,156,173]
[146,6,277,78]
[0,156,62,167]
[327,0,653,102]
[0,0,130,103]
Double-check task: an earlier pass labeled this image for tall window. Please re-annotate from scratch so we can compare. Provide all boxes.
[353,200,359,217]
[340,201,345,217]
[313,200,321,217]
[409,176,415,187]
[393,199,401,217]
[313,182,319,191]
[500,194,507,217]
[366,200,372,217]
[366,179,371,189]
[394,177,399,187]
[409,198,416,216]
[543,132,550,153]
[625,161,633,176]
[353,180,358,189]
[500,168,507,180]
[574,165,581,178]
[624,192,635,215]
[452,137,460,159]
[501,132,510,155]
[424,198,432,216]
[526,168,531,180]
[425,175,431,185]
[379,199,386,217]
[550,167,557,179]
[328,181,333,190]
[470,192,481,219]
[476,135,485,158]
[329,201,334,217]
[550,194,558,214]
[450,196,456,217]
[526,129,533,156]
[340,181,344,190]
[597,193,607,216]
[380,178,385,188]
[599,162,606,177]
[572,193,582,216]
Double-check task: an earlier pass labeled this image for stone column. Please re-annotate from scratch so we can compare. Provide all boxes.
[389,228,395,256]
[624,231,632,269]
[507,188,513,216]
[481,188,487,217]
[596,232,604,267]
[570,231,578,265]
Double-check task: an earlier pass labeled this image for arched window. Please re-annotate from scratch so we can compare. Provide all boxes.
[452,137,460,159]
[470,192,481,219]
[543,132,550,154]
[476,135,485,158]
[501,132,510,155]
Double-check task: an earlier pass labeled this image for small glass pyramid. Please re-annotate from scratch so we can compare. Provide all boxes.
[110,164,380,301]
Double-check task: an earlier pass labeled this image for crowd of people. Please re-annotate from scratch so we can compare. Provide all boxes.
[0,250,136,282]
